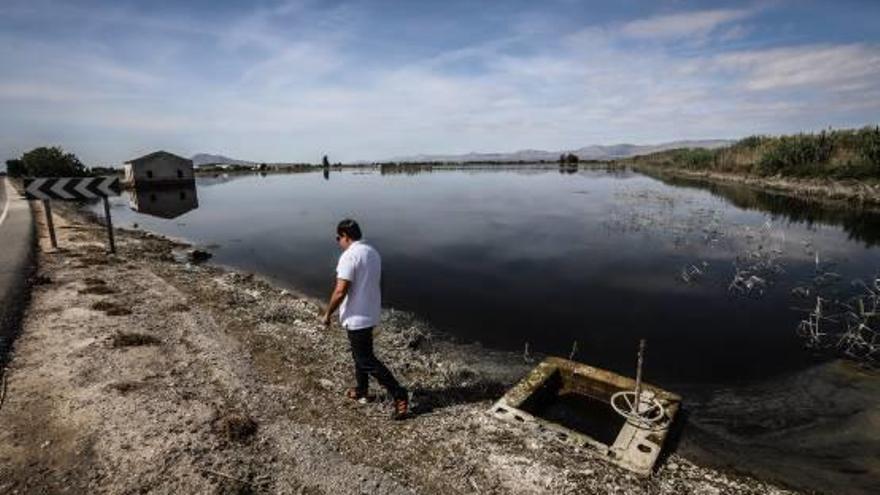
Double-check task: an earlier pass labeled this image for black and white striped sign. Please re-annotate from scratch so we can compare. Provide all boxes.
[24,177,120,201]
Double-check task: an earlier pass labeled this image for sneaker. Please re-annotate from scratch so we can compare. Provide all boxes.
[391,398,409,420]
[346,388,370,404]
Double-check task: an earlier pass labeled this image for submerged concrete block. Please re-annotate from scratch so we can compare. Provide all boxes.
[489,356,681,476]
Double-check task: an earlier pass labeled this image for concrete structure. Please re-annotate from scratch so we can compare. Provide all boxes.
[490,356,681,476]
[123,151,194,187]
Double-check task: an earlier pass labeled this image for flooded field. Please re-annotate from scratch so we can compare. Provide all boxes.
[98,167,879,380]
[95,166,880,493]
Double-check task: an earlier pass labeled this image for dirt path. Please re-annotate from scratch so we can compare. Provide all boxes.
[0,204,801,494]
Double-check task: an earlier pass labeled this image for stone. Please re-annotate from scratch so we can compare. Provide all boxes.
[188,249,212,263]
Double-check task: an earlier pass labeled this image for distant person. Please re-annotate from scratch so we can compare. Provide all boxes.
[321,219,409,419]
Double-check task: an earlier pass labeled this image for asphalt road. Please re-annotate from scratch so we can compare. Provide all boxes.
[0,176,6,213]
[0,177,35,365]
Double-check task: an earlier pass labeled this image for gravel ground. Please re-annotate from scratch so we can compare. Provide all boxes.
[0,202,803,494]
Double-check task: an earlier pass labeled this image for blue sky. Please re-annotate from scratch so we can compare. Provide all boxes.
[1,0,879,165]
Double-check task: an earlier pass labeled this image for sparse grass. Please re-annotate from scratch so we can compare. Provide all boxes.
[261,301,298,323]
[91,300,132,316]
[212,412,258,442]
[79,256,110,266]
[169,302,190,312]
[107,380,146,394]
[79,285,116,295]
[111,332,160,347]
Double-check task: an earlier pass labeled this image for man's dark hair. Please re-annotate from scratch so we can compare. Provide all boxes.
[337,218,362,240]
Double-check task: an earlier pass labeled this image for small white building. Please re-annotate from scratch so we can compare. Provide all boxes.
[123,151,194,187]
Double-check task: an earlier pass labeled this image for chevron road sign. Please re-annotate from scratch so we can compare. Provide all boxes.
[23,176,120,201]
[23,176,121,253]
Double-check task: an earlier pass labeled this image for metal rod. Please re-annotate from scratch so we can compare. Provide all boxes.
[634,339,646,413]
[102,196,115,254]
[43,200,57,249]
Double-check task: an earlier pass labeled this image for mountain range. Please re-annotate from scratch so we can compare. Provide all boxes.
[190,153,257,167]
[190,139,733,166]
[389,140,733,163]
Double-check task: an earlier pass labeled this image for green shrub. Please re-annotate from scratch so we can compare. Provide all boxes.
[857,126,880,169]
[632,127,880,180]
[5,159,25,177]
[756,131,834,176]
[735,135,765,150]
[672,148,715,169]
[18,146,88,177]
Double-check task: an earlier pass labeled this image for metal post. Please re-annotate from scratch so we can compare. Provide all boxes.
[633,339,646,413]
[102,196,116,254]
[43,200,57,249]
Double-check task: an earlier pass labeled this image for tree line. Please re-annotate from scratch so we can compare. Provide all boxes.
[4,146,116,177]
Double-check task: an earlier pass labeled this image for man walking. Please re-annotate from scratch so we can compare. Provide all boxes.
[321,219,409,419]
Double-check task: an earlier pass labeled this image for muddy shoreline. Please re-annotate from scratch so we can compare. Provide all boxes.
[0,200,800,494]
[633,164,880,211]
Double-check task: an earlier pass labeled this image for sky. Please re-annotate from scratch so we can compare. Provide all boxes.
[1,0,879,166]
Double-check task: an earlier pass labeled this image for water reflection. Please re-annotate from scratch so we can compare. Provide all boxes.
[129,184,199,219]
[100,168,879,385]
[380,163,434,175]
[652,173,880,247]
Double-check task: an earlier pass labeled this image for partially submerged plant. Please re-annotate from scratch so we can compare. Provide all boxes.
[728,221,785,297]
[679,262,708,284]
[796,277,880,366]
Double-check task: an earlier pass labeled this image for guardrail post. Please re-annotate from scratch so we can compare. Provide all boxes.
[102,196,116,254]
[43,200,57,249]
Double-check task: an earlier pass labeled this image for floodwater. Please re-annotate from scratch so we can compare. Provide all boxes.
[96,166,880,494]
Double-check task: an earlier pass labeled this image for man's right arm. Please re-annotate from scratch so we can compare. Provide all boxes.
[322,278,350,325]
[322,252,355,325]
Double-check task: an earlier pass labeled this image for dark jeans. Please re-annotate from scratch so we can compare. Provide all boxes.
[347,327,407,401]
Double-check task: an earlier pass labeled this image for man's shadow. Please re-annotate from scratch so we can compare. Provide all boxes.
[409,381,511,415]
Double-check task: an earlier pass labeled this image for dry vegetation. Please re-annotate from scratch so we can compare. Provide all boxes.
[630,126,880,179]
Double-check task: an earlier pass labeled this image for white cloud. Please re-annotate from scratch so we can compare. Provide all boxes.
[713,44,880,91]
[239,42,345,91]
[718,24,752,42]
[0,83,96,102]
[621,8,754,40]
[1,2,878,164]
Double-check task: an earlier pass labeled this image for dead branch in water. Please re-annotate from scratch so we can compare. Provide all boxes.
[797,277,880,366]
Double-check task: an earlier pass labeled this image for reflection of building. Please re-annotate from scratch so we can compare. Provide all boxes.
[123,151,194,187]
[129,184,199,219]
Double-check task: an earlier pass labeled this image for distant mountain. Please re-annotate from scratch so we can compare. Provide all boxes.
[390,139,734,163]
[191,139,734,167]
[190,153,256,167]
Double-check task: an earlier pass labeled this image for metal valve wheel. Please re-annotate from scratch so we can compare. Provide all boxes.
[610,390,667,429]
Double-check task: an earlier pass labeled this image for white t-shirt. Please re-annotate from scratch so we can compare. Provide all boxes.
[335,240,382,330]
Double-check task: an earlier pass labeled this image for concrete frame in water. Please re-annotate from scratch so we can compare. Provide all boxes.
[489,356,681,476]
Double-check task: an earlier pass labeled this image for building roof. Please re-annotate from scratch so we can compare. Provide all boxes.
[125,150,192,165]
